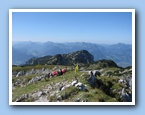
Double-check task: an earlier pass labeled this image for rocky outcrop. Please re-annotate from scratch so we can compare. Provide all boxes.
[24,50,94,66]
[94,59,119,68]
[15,94,29,102]
[27,75,45,85]
[25,56,52,65]
[66,50,94,65]
[16,71,25,77]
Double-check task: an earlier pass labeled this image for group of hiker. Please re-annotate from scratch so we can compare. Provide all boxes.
[45,67,67,79]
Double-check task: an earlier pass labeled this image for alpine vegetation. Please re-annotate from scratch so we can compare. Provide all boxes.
[12,50,132,102]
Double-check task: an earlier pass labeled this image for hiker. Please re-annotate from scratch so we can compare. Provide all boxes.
[62,67,67,74]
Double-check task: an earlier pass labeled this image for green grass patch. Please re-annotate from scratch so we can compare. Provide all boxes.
[60,87,79,100]
[12,80,49,101]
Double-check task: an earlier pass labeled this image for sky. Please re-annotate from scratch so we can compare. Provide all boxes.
[12,11,132,44]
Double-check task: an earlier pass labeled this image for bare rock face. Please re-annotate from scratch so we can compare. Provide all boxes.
[16,71,25,77]
[35,96,48,102]
[15,94,29,102]
[31,91,42,98]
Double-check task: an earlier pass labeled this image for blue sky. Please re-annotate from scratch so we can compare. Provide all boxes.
[12,12,132,44]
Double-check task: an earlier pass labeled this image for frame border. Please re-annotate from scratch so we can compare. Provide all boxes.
[9,9,135,105]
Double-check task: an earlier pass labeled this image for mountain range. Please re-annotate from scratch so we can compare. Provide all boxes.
[12,41,132,67]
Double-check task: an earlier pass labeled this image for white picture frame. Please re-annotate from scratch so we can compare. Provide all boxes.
[9,9,135,105]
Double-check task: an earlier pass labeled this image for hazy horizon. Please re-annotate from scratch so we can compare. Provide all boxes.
[12,40,132,45]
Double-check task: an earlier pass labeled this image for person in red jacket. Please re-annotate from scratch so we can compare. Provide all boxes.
[62,67,67,74]
[53,71,58,76]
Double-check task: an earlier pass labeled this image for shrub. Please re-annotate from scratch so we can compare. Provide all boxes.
[60,87,79,100]
[48,95,57,102]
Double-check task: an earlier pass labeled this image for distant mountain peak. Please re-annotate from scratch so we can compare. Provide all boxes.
[12,41,132,67]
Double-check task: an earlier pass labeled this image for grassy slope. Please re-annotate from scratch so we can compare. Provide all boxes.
[12,65,130,102]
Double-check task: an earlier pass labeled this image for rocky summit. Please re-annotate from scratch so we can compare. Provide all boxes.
[25,50,94,66]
